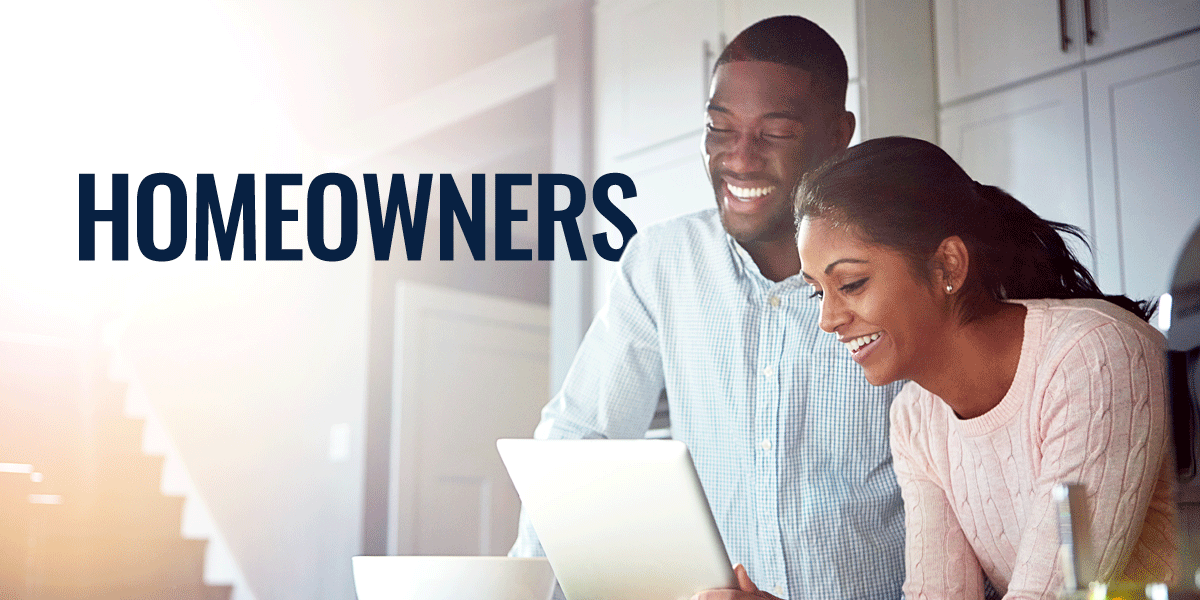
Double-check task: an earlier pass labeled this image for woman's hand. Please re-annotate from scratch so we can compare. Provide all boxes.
[692,564,782,600]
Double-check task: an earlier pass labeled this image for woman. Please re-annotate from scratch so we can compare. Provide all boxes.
[782,136,1177,599]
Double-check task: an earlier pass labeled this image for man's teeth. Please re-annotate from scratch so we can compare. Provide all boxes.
[727,183,775,200]
[844,332,881,352]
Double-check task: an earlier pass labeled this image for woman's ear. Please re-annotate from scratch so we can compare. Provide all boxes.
[935,236,969,294]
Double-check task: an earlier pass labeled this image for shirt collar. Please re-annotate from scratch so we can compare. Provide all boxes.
[724,233,805,292]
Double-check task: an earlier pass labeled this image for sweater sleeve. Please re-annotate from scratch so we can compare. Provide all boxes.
[891,385,987,600]
[1004,321,1173,599]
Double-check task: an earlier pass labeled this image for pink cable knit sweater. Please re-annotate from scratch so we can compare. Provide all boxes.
[890,298,1177,600]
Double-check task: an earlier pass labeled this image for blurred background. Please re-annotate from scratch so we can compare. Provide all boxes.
[0,1,1196,599]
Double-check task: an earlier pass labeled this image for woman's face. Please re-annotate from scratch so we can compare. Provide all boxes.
[797,217,951,386]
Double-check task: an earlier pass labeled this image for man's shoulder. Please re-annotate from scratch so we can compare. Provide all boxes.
[631,208,723,245]
[609,208,739,307]
[622,209,726,264]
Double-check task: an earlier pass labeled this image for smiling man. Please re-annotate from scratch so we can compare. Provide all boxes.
[511,16,906,599]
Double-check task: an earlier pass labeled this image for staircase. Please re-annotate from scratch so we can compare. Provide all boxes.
[0,306,235,600]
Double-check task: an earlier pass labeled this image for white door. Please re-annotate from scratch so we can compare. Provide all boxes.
[1087,31,1200,303]
[387,282,550,556]
[940,70,1094,270]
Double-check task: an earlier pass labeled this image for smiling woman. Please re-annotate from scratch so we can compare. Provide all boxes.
[794,137,1178,599]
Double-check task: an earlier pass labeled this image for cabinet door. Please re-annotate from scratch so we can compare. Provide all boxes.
[1083,0,1200,61]
[594,0,721,163]
[940,70,1094,270]
[1087,31,1200,303]
[935,0,1084,102]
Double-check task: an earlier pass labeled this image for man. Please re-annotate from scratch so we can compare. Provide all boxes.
[512,16,906,599]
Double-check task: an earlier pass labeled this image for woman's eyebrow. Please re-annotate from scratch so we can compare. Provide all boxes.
[824,258,868,274]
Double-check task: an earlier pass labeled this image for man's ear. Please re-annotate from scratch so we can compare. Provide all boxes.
[935,236,970,293]
[832,109,856,151]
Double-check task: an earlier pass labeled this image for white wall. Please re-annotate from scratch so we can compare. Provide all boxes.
[3,3,370,599]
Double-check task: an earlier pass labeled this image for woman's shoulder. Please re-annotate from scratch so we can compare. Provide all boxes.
[1014,298,1165,353]
[1009,300,1166,405]
[890,381,949,442]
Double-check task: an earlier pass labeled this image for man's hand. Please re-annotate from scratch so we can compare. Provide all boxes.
[692,564,782,600]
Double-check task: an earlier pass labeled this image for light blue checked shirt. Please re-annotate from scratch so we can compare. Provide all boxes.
[512,209,906,599]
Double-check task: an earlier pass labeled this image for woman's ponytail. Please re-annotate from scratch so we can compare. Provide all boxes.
[972,183,1156,322]
[795,137,1157,323]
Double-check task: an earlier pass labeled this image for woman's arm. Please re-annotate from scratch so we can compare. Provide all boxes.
[1005,321,1175,599]
[891,388,987,600]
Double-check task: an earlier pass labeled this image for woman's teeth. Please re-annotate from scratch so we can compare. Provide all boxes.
[727,183,774,200]
[845,332,881,353]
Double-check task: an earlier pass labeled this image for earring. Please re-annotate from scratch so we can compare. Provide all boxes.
[945,284,954,293]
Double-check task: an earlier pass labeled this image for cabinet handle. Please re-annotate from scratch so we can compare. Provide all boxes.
[703,39,715,100]
[703,35,728,101]
[703,40,712,99]
[1083,0,1097,44]
[1058,0,1073,52]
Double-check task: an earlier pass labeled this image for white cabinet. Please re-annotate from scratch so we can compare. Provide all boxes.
[1087,32,1200,302]
[593,0,721,163]
[1085,0,1200,61]
[940,71,1094,271]
[935,0,1083,103]
[934,0,1200,102]
[940,30,1200,310]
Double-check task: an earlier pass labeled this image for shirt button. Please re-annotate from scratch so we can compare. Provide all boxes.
[762,365,775,378]
[773,585,784,595]
[769,296,781,308]
[759,439,772,451]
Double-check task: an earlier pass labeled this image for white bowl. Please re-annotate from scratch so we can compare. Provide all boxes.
[351,556,556,600]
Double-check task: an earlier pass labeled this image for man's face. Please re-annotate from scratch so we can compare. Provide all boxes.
[704,61,846,246]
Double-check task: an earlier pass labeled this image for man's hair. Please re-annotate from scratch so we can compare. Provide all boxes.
[715,15,848,109]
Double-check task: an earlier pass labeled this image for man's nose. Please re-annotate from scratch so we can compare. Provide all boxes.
[721,133,765,174]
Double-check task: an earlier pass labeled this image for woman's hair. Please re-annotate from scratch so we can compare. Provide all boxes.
[794,136,1155,323]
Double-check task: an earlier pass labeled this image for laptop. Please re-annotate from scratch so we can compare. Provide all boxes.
[496,438,737,600]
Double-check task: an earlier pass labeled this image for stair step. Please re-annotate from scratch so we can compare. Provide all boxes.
[32,497,186,540]
[0,332,234,600]
[205,583,235,600]
[23,535,210,588]
[10,581,229,600]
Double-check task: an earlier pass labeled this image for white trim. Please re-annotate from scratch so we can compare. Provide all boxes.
[116,355,259,600]
[324,35,556,168]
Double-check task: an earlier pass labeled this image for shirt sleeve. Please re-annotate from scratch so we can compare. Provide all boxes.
[891,385,987,600]
[509,233,666,558]
[1004,321,1174,599]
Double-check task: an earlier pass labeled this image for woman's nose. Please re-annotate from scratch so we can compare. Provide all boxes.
[817,294,848,334]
